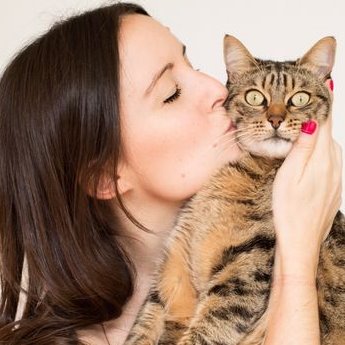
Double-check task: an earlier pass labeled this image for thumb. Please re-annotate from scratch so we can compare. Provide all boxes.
[285,120,319,173]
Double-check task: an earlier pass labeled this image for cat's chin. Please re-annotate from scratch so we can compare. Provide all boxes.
[242,138,293,159]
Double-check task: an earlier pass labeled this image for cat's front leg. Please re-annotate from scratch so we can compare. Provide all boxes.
[176,293,265,345]
[322,331,345,345]
[177,253,273,345]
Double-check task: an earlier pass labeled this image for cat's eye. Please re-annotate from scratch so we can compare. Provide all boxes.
[290,92,310,107]
[245,90,265,106]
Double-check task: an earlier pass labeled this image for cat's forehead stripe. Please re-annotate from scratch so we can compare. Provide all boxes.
[291,77,295,89]
[270,74,275,86]
[254,64,301,93]
[283,74,287,88]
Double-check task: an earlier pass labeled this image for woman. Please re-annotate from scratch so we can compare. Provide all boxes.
[0,2,342,345]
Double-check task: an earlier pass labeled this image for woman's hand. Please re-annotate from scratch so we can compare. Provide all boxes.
[272,81,342,278]
[264,80,342,345]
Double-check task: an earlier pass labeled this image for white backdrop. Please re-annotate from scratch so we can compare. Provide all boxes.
[0,0,344,210]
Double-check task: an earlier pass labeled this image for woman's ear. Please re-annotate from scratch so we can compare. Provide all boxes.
[95,167,133,200]
[94,173,118,200]
[116,173,133,197]
[85,159,134,200]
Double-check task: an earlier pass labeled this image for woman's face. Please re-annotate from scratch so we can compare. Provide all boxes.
[118,15,242,205]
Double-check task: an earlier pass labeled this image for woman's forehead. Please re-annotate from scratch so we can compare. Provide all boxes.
[119,15,181,94]
[119,14,175,48]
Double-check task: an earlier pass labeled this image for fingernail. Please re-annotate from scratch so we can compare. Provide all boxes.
[301,120,317,135]
[329,79,334,91]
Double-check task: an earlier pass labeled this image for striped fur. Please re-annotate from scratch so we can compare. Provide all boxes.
[124,36,345,344]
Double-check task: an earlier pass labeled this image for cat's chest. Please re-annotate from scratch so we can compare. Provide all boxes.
[184,162,276,237]
[201,158,279,207]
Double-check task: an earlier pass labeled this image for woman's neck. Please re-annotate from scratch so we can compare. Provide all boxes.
[117,195,182,277]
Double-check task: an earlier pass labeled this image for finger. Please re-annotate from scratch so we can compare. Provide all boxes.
[310,126,337,185]
[325,78,334,92]
[333,141,343,161]
[313,117,332,155]
[303,79,334,157]
[334,141,343,177]
[320,78,334,131]
[312,81,334,153]
[284,120,319,175]
[325,78,334,103]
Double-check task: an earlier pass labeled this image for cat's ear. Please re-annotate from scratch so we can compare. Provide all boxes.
[299,36,336,79]
[223,35,257,81]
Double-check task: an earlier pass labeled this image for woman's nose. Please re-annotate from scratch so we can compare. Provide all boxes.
[202,76,228,111]
[211,84,228,110]
[191,70,229,112]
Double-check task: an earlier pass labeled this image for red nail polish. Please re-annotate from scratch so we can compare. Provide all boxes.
[301,120,317,135]
[329,79,334,91]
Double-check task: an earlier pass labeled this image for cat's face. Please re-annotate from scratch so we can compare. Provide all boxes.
[223,36,336,158]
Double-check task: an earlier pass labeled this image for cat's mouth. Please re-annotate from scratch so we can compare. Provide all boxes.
[264,134,291,143]
[237,130,294,159]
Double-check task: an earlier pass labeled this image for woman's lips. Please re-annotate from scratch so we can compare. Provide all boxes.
[225,119,236,133]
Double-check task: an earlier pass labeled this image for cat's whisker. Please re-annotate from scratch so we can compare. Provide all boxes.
[218,132,255,153]
[237,132,263,146]
[221,127,254,140]
[225,127,261,142]
[220,132,250,146]
[222,129,257,144]
[217,140,240,153]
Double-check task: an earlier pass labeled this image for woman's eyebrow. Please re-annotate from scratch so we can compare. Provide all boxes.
[145,63,174,96]
[145,44,186,96]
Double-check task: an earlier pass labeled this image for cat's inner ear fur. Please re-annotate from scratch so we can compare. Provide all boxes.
[223,35,257,82]
[299,36,336,79]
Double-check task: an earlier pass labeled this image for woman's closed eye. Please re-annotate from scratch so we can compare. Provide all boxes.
[164,85,181,104]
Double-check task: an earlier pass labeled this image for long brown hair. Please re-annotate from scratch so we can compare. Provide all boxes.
[0,3,148,344]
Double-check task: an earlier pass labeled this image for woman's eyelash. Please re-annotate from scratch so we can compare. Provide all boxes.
[164,87,181,104]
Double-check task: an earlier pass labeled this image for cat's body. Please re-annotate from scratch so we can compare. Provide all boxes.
[124,36,345,345]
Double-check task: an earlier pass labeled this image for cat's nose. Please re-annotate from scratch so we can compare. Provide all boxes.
[267,115,284,129]
[267,104,286,129]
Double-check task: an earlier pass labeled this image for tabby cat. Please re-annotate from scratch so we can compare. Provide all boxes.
[124,36,345,345]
